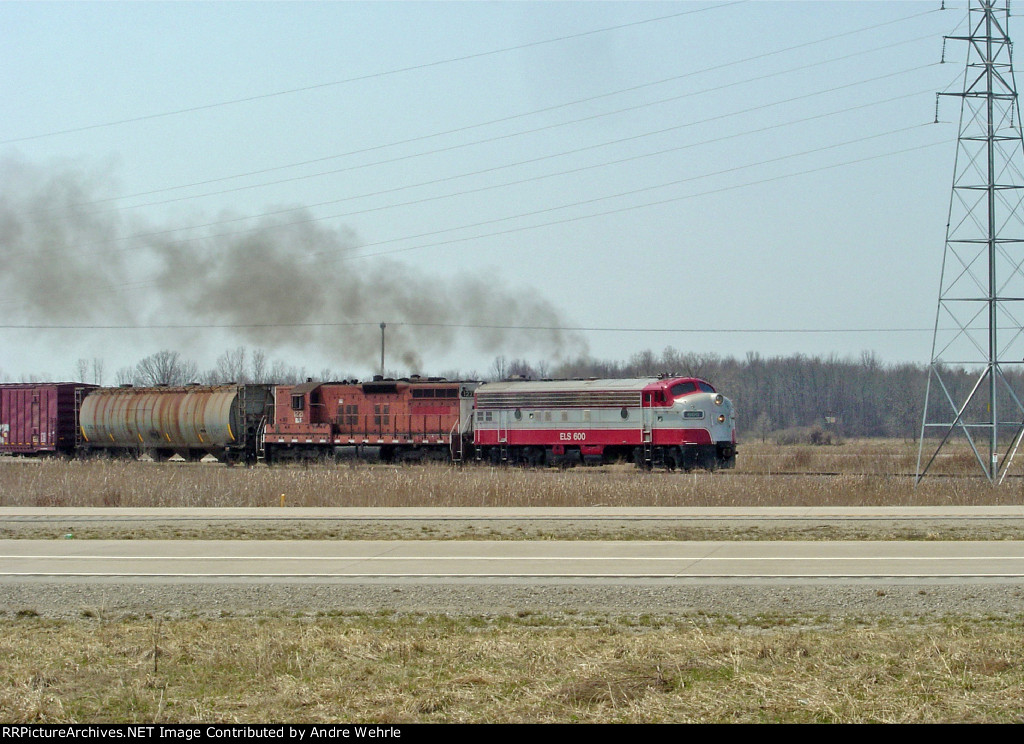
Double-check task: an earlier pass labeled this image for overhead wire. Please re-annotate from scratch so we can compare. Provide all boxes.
[0,1,748,146]
[13,62,945,261]
[321,139,949,266]
[74,47,944,217]
[0,4,959,342]
[62,94,935,254]
[0,129,949,309]
[0,321,940,333]
[30,11,945,213]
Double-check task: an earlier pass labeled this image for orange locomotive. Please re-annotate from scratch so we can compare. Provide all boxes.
[262,376,479,463]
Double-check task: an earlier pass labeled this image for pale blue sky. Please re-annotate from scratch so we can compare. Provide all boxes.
[0,1,973,380]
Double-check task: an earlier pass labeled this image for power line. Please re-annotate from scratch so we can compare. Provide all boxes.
[327,139,949,266]
[43,19,941,212]
[0,1,746,146]
[11,59,941,264]
[0,322,937,333]
[45,87,937,257]
[81,58,941,217]
[0,128,948,292]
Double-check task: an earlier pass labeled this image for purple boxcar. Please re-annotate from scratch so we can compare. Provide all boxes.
[0,383,97,455]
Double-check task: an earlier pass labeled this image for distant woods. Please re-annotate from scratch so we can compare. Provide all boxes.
[10,345,999,441]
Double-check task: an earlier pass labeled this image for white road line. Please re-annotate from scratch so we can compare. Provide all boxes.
[2,555,1022,561]
[4,572,1024,578]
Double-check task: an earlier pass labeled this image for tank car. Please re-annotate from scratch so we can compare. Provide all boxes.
[78,384,274,463]
[263,376,479,463]
[472,376,736,470]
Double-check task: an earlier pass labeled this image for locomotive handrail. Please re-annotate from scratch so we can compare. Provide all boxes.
[449,420,462,462]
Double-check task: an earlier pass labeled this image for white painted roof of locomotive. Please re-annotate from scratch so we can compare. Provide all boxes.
[477,377,682,394]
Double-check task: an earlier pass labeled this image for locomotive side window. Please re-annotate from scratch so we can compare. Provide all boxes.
[291,394,304,411]
[412,388,458,399]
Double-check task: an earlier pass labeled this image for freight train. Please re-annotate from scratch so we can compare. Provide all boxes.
[0,375,737,470]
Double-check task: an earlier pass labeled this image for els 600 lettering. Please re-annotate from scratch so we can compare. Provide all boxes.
[559,432,586,441]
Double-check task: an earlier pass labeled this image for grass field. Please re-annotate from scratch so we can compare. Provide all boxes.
[1,440,1022,510]
[4,613,1024,723]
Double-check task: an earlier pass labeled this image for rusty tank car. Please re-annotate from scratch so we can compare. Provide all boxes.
[78,384,274,463]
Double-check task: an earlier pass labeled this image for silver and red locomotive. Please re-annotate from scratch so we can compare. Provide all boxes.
[473,376,736,470]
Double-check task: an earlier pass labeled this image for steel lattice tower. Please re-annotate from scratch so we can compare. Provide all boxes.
[918,0,1024,483]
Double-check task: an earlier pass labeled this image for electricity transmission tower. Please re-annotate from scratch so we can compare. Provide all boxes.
[918,0,1024,483]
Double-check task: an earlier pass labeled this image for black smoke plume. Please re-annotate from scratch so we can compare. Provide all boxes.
[0,158,588,372]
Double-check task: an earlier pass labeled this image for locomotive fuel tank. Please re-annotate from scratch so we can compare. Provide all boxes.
[78,384,273,461]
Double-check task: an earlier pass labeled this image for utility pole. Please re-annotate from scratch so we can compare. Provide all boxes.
[918,0,1024,483]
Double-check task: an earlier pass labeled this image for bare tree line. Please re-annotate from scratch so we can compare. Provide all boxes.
[105,348,356,388]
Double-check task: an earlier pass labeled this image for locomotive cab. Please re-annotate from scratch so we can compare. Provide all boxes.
[662,379,737,469]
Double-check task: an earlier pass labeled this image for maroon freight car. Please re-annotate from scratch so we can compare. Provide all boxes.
[0,383,98,456]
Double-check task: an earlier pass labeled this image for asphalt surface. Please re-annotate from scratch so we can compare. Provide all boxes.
[3,507,1024,619]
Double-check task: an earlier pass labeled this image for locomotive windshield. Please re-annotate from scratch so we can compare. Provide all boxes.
[670,381,696,397]
[670,380,716,397]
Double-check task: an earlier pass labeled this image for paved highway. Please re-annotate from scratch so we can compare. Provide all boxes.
[3,508,1024,617]
[5,505,1024,524]
[3,539,1024,582]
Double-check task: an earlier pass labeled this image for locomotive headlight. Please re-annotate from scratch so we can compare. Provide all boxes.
[714,394,724,406]
[717,414,726,423]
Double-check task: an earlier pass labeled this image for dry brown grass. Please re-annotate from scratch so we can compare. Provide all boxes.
[2,613,1023,723]
[1,440,1023,509]
[741,438,980,477]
